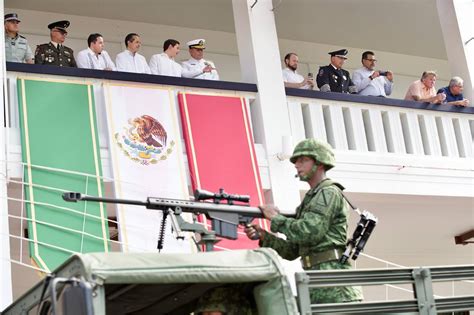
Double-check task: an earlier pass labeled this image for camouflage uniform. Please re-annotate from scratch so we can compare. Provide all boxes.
[261,139,363,304]
[194,285,257,315]
[34,42,76,67]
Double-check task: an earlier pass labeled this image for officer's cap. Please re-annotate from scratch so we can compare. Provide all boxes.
[329,49,348,59]
[187,39,206,49]
[5,13,20,22]
[48,20,70,33]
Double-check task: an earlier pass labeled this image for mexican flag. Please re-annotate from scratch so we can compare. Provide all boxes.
[17,78,109,271]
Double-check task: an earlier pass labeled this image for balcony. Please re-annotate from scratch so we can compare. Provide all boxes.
[3,63,474,303]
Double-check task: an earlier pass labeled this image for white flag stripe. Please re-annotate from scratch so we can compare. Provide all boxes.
[104,83,194,253]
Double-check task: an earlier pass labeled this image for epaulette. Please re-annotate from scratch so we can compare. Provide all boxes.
[19,34,26,39]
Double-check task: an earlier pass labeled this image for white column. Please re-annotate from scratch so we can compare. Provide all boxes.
[0,0,13,310]
[436,0,473,102]
[232,0,300,211]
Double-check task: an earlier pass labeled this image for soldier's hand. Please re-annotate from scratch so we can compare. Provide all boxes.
[258,204,280,220]
[244,224,264,241]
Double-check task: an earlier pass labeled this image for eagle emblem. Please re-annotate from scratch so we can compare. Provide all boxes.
[115,115,175,165]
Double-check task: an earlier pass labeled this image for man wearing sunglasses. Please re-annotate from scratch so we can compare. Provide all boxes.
[35,20,77,67]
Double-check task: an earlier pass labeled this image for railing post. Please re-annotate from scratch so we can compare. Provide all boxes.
[295,272,311,315]
[412,267,437,315]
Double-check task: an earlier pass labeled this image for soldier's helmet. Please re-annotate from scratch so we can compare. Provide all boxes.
[290,138,335,170]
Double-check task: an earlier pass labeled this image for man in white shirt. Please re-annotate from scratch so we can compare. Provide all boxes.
[76,33,116,70]
[149,39,182,77]
[115,33,150,74]
[181,39,219,80]
[352,51,393,97]
[282,53,314,89]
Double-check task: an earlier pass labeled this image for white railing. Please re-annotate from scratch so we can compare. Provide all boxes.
[287,96,473,158]
[286,95,474,196]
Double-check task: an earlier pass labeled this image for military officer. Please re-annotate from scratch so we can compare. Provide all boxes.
[245,138,363,304]
[316,49,356,94]
[35,20,76,67]
[4,13,33,63]
[181,39,219,80]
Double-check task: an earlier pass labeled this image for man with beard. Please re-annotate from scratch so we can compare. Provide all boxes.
[282,52,314,89]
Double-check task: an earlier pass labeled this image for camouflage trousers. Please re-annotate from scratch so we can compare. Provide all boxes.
[307,261,364,304]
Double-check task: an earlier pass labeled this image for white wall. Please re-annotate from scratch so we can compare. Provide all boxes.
[7,8,450,98]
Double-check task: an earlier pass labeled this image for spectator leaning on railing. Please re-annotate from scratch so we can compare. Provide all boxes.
[352,51,393,97]
[76,33,116,71]
[437,76,470,107]
[404,71,445,104]
[281,52,314,90]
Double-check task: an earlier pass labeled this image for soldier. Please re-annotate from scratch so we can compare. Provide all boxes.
[4,13,33,63]
[316,49,356,94]
[245,138,363,304]
[181,39,219,80]
[194,285,257,315]
[35,20,76,67]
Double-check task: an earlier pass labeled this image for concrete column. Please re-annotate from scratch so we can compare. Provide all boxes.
[1,0,13,310]
[436,0,473,102]
[232,0,300,210]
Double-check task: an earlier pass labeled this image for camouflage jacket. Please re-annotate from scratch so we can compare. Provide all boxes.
[261,178,363,303]
[261,178,349,260]
[34,42,77,67]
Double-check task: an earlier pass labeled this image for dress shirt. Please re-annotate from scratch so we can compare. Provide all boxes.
[405,80,436,101]
[181,58,219,80]
[115,50,151,74]
[352,67,393,97]
[282,67,311,89]
[5,34,33,63]
[149,53,182,77]
[76,48,116,70]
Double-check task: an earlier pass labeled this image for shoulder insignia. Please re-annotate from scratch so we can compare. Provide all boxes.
[318,68,324,77]
[313,187,338,213]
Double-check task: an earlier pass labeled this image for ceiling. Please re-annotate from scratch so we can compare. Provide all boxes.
[6,0,447,59]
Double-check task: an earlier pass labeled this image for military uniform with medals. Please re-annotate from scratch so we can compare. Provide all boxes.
[316,49,356,94]
[34,20,77,67]
[4,14,33,63]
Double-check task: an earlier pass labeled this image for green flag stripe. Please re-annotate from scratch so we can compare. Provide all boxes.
[18,77,109,271]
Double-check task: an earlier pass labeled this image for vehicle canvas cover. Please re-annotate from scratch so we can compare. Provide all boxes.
[2,248,298,315]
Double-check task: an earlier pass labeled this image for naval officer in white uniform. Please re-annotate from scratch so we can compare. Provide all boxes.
[181,39,219,80]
